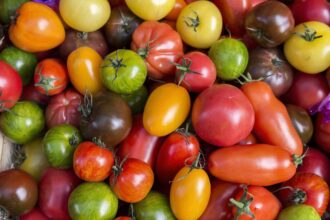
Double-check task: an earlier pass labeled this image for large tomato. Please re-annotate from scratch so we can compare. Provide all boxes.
[9,2,65,52]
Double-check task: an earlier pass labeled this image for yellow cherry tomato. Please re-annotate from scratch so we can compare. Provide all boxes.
[125,0,176,21]
[176,1,222,49]
[143,83,190,137]
[170,166,211,220]
[67,47,103,95]
[60,0,111,32]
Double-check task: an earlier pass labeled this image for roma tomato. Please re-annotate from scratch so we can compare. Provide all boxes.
[131,21,183,79]
[73,141,114,182]
[67,47,104,95]
[9,2,65,52]
[60,0,111,32]
[278,204,321,220]
[176,1,222,49]
[284,21,330,74]
[208,144,300,186]
[110,158,154,203]
[165,0,187,21]
[143,83,190,137]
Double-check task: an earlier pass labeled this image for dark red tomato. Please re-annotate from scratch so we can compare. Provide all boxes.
[110,158,154,203]
[290,0,330,25]
[73,141,114,182]
[315,113,330,153]
[283,72,330,111]
[199,180,239,220]
[231,186,281,220]
[237,133,258,145]
[192,84,255,147]
[251,0,268,7]
[278,173,330,216]
[20,207,48,220]
[0,60,23,111]
[45,88,82,128]
[118,115,162,169]
[39,168,81,220]
[174,51,216,93]
[155,130,200,186]
[21,82,50,107]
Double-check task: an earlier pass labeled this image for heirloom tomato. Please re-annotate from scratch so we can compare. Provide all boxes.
[165,0,187,21]
[0,0,28,24]
[315,113,330,153]
[120,85,148,115]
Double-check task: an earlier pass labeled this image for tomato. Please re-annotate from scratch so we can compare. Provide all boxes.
[0,101,44,144]
[174,51,216,92]
[120,85,148,115]
[115,217,131,220]
[0,61,22,111]
[125,0,175,21]
[238,133,258,145]
[284,21,330,74]
[192,84,254,147]
[21,83,50,107]
[143,83,190,137]
[131,21,183,79]
[59,0,111,32]
[165,0,187,21]
[241,81,303,155]
[9,2,65,52]
[74,141,114,182]
[315,113,330,153]
[278,204,321,220]
[0,0,28,24]
[38,168,81,220]
[208,144,299,186]
[20,208,48,220]
[176,1,222,49]
[43,124,82,169]
[101,49,147,94]
[110,158,154,203]
[68,182,118,220]
[67,47,104,95]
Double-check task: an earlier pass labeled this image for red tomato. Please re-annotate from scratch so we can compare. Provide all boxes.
[0,61,22,111]
[174,51,216,93]
[34,58,69,96]
[73,141,114,182]
[110,158,154,203]
[290,0,330,25]
[20,208,48,220]
[237,133,258,145]
[165,0,187,21]
[115,217,132,220]
[278,173,330,216]
[45,88,82,128]
[131,21,184,79]
[155,130,200,186]
[21,83,50,107]
[38,168,81,220]
[315,114,330,153]
[192,84,255,147]
[118,115,163,169]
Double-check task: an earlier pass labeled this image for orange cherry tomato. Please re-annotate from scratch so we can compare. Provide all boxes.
[165,0,187,21]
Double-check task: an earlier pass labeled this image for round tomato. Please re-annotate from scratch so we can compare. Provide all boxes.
[9,2,65,52]
[59,0,111,32]
[284,21,330,74]
[143,83,190,137]
[278,204,321,220]
[176,1,222,49]
[67,47,104,95]
[125,0,175,21]
[165,0,187,21]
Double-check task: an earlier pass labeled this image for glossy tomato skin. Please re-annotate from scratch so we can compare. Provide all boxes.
[315,114,330,153]
[20,207,48,220]
[237,133,258,145]
[39,168,81,220]
[110,158,154,203]
[9,2,65,52]
[208,144,297,186]
[165,0,187,21]
[131,21,184,79]
[73,141,114,182]
[192,84,254,147]
[278,204,321,220]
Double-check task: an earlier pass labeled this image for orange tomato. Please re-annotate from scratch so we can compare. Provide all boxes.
[165,0,187,21]
[9,2,65,52]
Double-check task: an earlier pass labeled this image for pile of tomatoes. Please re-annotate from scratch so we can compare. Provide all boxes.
[0,0,330,219]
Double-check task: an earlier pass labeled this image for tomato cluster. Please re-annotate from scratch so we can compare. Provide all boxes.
[0,0,330,219]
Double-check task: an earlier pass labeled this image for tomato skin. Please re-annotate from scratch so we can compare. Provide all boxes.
[278,204,321,220]
[241,81,303,156]
[170,166,211,220]
[290,0,330,25]
[9,2,65,52]
[20,207,48,220]
[67,47,104,95]
[165,0,187,21]
[131,21,184,79]
[208,144,297,186]
[315,114,330,153]
[237,133,258,145]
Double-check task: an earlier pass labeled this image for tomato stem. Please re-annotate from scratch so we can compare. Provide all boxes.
[102,50,127,82]
[78,91,93,119]
[92,137,106,148]
[292,147,309,167]
[34,65,61,96]
[184,11,200,32]
[294,24,323,42]
[69,133,80,147]
[11,144,25,168]
[77,32,88,41]
[129,203,136,220]
[172,58,200,86]
[230,185,256,220]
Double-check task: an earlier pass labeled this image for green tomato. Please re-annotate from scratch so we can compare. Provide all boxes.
[68,182,118,220]
[0,0,28,24]
[43,124,82,169]
[0,101,45,144]
[134,191,175,220]
[101,49,147,95]
[120,85,148,115]
[208,38,248,80]
[0,46,38,85]
[278,204,321,220]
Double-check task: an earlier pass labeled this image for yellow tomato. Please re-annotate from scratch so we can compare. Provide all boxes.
[170,166,211,220]
[67,47,104,95]
[60,0,111,32]
[176,1,222,49]
[125,0,176,21]
[143,83,190,137]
